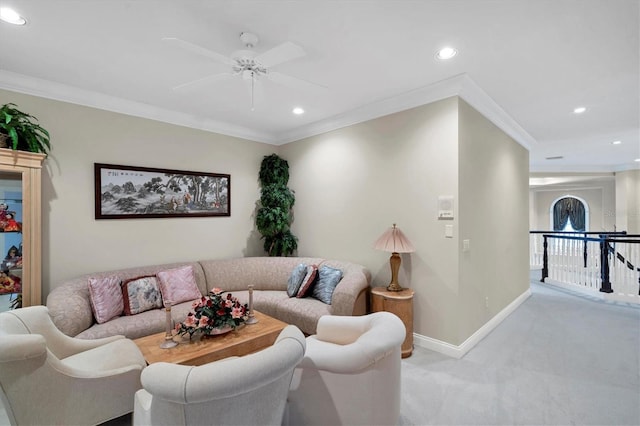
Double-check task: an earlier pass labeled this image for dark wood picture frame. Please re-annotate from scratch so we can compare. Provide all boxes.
[94,163,230,219]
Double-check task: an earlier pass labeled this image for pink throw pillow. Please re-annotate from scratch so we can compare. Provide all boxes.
[157,265,202,305]
[297,264,318,298]
[88,276,124,324]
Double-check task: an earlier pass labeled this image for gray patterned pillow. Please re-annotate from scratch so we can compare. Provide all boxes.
[312,265,343,304]
[287,263,308,297]
[122,275,163,315]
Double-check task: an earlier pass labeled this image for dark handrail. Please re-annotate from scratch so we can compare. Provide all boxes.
[531,231,640,295]
[529,230,627,235]
[605,238,640,243]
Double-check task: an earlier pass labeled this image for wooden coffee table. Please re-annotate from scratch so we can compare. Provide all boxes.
[134,311,288,366]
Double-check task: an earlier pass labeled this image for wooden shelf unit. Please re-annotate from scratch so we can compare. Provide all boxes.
[0,149,45,307]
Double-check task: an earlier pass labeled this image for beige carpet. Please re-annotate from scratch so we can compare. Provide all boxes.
[399,280,640,425]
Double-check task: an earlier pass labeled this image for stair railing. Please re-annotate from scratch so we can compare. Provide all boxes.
[530,231,639,303]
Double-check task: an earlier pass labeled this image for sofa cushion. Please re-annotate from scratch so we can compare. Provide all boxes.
[157,265,202,305]
[312,265,344,304]
[199,257,326,292]
[88,276,123,324]
[122,275,163,315]
[230,290,331,336]
[75,300,194,340]
[47,262,205,337]
[297,265,318,298]
[287,263,308,297]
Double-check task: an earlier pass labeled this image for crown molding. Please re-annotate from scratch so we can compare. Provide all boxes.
[274,73,465,144]
[275,73,537,150]
[530,163,640,173]
[0,70,275,144]
[456,75,537,150]
[0,70,537,150]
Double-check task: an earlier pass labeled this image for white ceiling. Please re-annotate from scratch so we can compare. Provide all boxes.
[1,0,638,173]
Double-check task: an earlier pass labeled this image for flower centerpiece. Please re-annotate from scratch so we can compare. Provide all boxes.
[175,288,248,338]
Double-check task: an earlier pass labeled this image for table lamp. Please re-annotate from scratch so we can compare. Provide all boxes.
[374,223,415,291]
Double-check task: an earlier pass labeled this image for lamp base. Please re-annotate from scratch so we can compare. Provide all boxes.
[387,252,404,291]
[386,282,404,292]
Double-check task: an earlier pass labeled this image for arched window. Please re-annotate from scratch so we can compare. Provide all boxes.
[551,196,588,231]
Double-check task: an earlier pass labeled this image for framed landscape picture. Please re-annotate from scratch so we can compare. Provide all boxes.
[94,163,230,219]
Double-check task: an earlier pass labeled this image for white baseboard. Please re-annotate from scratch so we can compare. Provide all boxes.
[542,278,604,299]
[413,288,532,359]
[542,278,640,305]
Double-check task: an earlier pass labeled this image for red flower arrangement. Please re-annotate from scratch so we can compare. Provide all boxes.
[175,288,248,337]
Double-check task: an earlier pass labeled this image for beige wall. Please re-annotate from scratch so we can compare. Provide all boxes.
[531,182,616,232]
[458,99,530,344]
[616,170,640,233]
[281,97,460,343]
[1,89,275,296]
[281,97,529,345]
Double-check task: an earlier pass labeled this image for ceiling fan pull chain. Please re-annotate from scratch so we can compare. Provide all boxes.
[251,72,255,111]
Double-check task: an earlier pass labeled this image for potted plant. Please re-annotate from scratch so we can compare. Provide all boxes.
[0,103,51,154]
[256,154,298,256]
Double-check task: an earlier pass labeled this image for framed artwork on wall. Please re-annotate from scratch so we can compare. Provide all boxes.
[94,163,230,219]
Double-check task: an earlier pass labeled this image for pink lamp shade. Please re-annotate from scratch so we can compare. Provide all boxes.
[373,224,415,253]
[374,224,415,292]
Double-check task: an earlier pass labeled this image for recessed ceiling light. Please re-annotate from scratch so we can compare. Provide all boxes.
[635,158,640,162]
[573,106,587,114]
[0,7,26,25]
[292,107,304,115]
[612,140,622,145]
[435,47,457,60]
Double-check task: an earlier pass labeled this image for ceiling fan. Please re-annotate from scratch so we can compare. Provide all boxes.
[163,32,325,110]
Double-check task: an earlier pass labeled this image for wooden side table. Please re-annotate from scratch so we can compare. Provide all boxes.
[370,287,414,358]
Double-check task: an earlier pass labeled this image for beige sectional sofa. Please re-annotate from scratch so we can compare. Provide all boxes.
[46,257,370,339]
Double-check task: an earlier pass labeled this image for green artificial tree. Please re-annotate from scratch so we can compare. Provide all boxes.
[256,154,298,256]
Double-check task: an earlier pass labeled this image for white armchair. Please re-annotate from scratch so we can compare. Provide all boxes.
[287,312,406,426]
[0,305,147,426]
[133,324,306,426]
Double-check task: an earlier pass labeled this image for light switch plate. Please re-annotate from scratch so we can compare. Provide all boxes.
[445,224,453,238]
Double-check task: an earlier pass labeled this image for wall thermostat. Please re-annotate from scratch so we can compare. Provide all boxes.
[438,196,454,220]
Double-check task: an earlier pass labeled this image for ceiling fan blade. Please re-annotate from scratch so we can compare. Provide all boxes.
[255,41,306,68]
[172,73,233,92]
[267,71,327,92]
[162,37,235,66]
